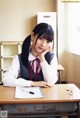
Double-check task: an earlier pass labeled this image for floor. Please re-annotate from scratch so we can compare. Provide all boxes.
[62,116,68,118]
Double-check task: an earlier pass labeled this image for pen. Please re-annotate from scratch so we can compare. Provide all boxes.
[29,91,34,94]
[21,89,34,94]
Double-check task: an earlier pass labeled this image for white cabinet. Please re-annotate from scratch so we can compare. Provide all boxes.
[0,42,22,82]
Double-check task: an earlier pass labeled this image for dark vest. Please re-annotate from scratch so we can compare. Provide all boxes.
[18,52,54,81]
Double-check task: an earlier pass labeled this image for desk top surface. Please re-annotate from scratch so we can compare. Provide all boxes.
[0,84,80,104]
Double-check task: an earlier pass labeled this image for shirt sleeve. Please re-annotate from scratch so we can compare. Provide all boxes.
[3,55,32,87]
[40,54,58,85]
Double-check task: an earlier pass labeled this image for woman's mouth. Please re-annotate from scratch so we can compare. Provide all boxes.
[38,46,44,50]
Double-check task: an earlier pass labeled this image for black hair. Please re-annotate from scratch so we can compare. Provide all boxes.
[21,23,54,67]
[33,23,54,42]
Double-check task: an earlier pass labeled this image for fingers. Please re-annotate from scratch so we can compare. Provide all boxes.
[42,50,49,55]
[31,81,52,88]
[48,42,53,50]
[39,81,52,88]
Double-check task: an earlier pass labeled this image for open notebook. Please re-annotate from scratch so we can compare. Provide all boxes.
[15,86,44,99]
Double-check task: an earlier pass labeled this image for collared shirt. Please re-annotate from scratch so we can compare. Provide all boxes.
[3,53,58,87]
[29,53,41,73]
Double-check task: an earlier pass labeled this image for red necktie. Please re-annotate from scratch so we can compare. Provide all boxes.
[29,58,40,81]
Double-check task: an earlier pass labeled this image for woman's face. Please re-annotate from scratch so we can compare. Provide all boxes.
[31,34,53,55]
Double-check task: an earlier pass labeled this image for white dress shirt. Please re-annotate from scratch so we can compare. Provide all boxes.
[3,53,58,87]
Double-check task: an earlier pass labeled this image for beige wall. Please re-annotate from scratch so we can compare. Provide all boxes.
[0,0,55,41]
[65,52,80,88]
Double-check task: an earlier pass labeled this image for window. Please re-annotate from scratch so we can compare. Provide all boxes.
[66,3,80,55]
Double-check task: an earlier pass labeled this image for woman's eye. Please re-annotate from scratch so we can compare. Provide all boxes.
[47,41,49,43]
[39,37,43,39]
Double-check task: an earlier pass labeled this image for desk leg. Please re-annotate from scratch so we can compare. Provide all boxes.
[58,71,61,84]
[77,102,80,118]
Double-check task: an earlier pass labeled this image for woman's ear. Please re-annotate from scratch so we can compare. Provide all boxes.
[31,32,34,41]
[30,32,34,48]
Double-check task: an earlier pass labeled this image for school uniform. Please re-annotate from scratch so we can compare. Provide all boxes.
[3,52,58,87]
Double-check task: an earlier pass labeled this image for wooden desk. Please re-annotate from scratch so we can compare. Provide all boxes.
[0,84,80,118]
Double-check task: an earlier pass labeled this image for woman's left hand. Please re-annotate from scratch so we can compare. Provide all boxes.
[39,46,52,62]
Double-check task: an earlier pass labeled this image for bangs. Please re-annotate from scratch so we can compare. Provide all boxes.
[37,29,54,42]
[41,33,53,42]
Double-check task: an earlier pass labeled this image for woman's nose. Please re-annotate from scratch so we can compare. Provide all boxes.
[41,41,46,47]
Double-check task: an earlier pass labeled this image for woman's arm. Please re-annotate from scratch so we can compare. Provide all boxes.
[31,54,58,87]
[40,54,58,85]
[3,54,57,87]
[3,55,32,87]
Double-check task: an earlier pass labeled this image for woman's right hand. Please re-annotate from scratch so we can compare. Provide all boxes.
[31,81,52,88]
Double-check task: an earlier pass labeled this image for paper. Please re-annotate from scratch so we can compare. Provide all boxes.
[15,87,44,98]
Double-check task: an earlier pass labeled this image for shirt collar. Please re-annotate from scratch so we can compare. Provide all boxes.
[28,52,36,61]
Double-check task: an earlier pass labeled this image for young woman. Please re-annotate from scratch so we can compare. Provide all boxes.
[3,23,58,87]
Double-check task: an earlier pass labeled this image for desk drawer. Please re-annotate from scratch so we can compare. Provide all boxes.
[1,103,77,114]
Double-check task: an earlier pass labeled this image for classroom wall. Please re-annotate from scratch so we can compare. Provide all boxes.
[0,0,55,41]
[65,52,80,88]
